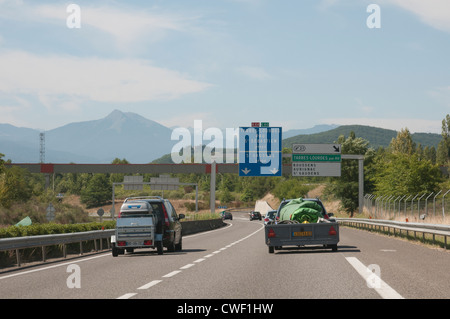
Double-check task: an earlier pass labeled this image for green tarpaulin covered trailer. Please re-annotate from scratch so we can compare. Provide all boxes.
[279,198,323,223]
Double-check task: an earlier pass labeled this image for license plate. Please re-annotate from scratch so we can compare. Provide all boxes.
[292,231,312,237]
[128,241,142,246]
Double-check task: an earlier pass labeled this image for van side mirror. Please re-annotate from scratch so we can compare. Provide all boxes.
[178,214,185,220]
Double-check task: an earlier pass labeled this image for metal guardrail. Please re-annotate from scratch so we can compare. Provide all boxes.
[338,218,450,249]
[0,229,114,267]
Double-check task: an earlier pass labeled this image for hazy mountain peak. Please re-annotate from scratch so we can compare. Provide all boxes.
[105,109,126,120]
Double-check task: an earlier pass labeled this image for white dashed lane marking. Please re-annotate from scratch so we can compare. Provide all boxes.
[163,270,182,278]
[116,222,265,299]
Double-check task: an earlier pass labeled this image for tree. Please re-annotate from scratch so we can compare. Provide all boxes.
[326,132,373,216]
[0,153,4,174]
[373,153,441,196]
[272,178,309,200]
[389,128,415,155]
[219,188,234,204]
[423,146,436,164]
[57,172,91,195]
[240,187,254,202]
[437,114,450,166]
[110,158,129,183]
[80,174,111,208]
[437,140,448,166]
[0,166,33,208]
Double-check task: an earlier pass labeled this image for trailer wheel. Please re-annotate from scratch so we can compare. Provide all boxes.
[112,245,119,257]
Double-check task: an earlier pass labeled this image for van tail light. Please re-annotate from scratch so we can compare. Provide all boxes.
[161,204,170,227]
[268,228,276,238]
[329,226,337,236]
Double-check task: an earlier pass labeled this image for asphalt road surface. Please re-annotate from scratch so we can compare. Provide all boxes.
[1,211,449,300]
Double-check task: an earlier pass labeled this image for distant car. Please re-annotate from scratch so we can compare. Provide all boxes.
[249,211,261,221]
[264,210,277,225]
[222,211,233,220]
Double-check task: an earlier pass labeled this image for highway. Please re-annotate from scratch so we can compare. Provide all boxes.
[0,211,449,301]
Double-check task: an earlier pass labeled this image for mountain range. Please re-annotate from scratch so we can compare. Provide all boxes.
[282,125,441,150]
[0,110,173,163]
[0,110,442,164]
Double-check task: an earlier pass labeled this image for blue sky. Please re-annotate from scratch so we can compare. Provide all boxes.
[0,0,449,134]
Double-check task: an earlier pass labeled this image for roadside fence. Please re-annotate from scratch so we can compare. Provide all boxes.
[364,191,450,223]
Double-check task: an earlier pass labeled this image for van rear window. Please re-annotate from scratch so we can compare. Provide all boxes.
[120,211,151,218]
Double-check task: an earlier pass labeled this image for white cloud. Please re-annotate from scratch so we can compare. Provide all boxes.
[0,2,195,52]
[318,0,450,33]
[0,93,33,127]
[382,0,450,33]
[320,117,442,134]
[0,50,212,107]
[37,4,186,47]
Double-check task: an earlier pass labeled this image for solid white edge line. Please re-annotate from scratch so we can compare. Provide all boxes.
[345,257,404,299]
[0,252,110,280]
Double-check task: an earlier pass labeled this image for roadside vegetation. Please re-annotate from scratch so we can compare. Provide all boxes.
[1,115,450,229]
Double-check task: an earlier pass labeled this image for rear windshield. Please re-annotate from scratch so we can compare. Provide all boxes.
[267,211,276,218]
[120,211,152,218]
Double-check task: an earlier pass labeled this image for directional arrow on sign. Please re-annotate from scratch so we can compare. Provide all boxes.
[270,168,279,174]
[292,143,341,154]
[241,168,251,175]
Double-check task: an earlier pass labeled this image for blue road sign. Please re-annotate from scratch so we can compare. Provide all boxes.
[238,126,282,177]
